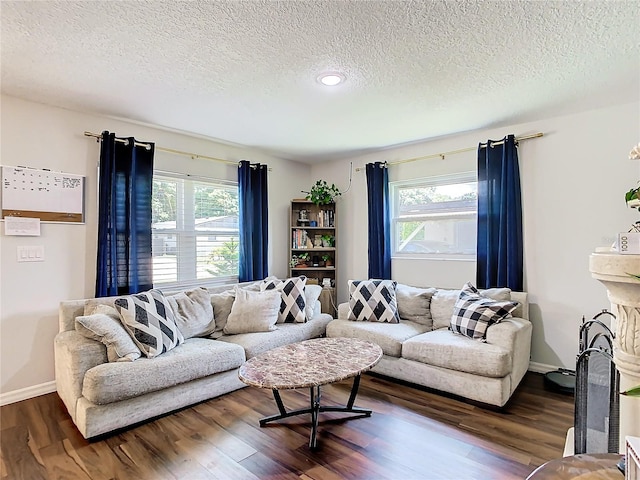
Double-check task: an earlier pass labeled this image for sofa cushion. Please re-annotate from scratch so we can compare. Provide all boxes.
[348,280,399,323]
[450,283,519,340]
[261,276,307,323]
[167,287,215,339]
[326,318,429,357]
[75,309,142,363]
[402,329,512,378]
[82,338,246,405]
[396,284,436,327]
[223,288,280,334]
[220,313,333,359]
[114,289,184,358]
[431,286,512,330]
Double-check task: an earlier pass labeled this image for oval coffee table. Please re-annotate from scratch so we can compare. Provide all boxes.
[238,337,383,449]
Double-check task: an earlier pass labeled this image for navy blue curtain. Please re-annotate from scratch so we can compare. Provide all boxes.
[366,162,391,279]
[476,134,523,290]
[95,131,154,297]
[238,160,268,281]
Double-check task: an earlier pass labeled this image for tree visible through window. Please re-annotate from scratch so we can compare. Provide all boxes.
[392,173,477,258]
[152,174,239,288]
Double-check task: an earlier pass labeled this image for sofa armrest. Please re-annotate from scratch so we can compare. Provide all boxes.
[54,330,108,421]
[485,316,532,384]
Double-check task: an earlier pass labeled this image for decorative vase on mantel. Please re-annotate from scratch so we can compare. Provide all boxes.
[589,249,640,452]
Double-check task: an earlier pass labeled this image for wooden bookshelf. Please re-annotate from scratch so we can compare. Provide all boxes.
[289,199,337,316]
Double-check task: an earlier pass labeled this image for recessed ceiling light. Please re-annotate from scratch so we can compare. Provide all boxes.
[318,73,345,86]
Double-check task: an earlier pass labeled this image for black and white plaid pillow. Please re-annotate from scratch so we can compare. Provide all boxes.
[450,282,518,340]
[348,279,399,323]
[260,276,307,323]
[114,289,184,358]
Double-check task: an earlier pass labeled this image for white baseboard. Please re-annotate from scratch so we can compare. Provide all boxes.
[528,361,565,374]
[0,381,56,406]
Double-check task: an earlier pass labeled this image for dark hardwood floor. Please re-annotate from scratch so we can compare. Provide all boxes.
[1,372,573,480]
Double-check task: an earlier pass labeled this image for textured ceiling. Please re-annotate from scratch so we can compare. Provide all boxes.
[2,1,639,163]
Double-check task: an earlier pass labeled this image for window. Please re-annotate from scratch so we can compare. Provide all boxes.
[391,173,477,259]
[152,174,239,289]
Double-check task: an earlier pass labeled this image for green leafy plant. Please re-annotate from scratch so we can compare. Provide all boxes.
[621,385,640,397]
[321,234,334,247]
[206,238,239,276]
[625,185,640,209]
[321,253,331,262]
[303,180,341,205]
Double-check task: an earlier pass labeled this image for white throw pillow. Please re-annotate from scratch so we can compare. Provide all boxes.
[260,276,308,323]
[223,288,280,334]
[347,279,399,323]
[167,287,215,339]
[114,289,184,358]
[304,284,323,320]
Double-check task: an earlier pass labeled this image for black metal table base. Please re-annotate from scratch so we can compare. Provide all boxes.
[258,374,371,449]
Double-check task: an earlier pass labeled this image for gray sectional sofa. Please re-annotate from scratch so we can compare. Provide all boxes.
[55,281,332,439]
[326,286,532,407]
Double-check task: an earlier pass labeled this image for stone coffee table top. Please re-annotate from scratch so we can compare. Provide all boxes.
[238,337,383,390]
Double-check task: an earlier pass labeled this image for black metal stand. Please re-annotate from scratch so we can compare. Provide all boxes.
[258,374,372,449]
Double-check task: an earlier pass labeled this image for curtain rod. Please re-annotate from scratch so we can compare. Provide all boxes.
[83,131,238,166]
[354,132,544,172]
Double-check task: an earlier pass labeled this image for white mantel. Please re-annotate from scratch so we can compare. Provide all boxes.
[590,250,640,452]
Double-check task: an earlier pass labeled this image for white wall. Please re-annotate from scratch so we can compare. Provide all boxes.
[312,101,640,370]
[0,95,310,400]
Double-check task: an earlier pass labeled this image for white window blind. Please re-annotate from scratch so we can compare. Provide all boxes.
[152,174,239,289]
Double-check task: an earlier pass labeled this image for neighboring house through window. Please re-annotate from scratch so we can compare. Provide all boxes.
[152,173,239,289]
[391,172,477,260]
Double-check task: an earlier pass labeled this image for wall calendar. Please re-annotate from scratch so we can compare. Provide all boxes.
[1,165,85,223]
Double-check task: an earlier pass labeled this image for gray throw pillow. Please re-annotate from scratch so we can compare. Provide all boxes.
[167,287,215,339]
[223,288,280,335]
[431,286,511,330]
[76,304,141,362]
[210,289,236,339]
[115,289,184,358]
[396,284,437,327]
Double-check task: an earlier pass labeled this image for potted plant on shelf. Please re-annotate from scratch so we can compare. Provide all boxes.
[295,252,310,267]
[303,180,341,205]
[321,234,334,248]
[321,253,333,267]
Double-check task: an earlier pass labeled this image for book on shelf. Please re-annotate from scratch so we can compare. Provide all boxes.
[317,210,334,228]
[292,229,309,249]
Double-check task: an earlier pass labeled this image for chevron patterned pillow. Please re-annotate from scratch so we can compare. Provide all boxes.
[450,282,519,341]
[348,279,399,323]
[260,276,308,323]
[115,289,184,358]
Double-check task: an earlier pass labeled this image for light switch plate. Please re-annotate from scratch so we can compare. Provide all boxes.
[17,246,45,262]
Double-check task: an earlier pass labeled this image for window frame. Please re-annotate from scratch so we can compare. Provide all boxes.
[390,171,477,261]
[151,172,239,290]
